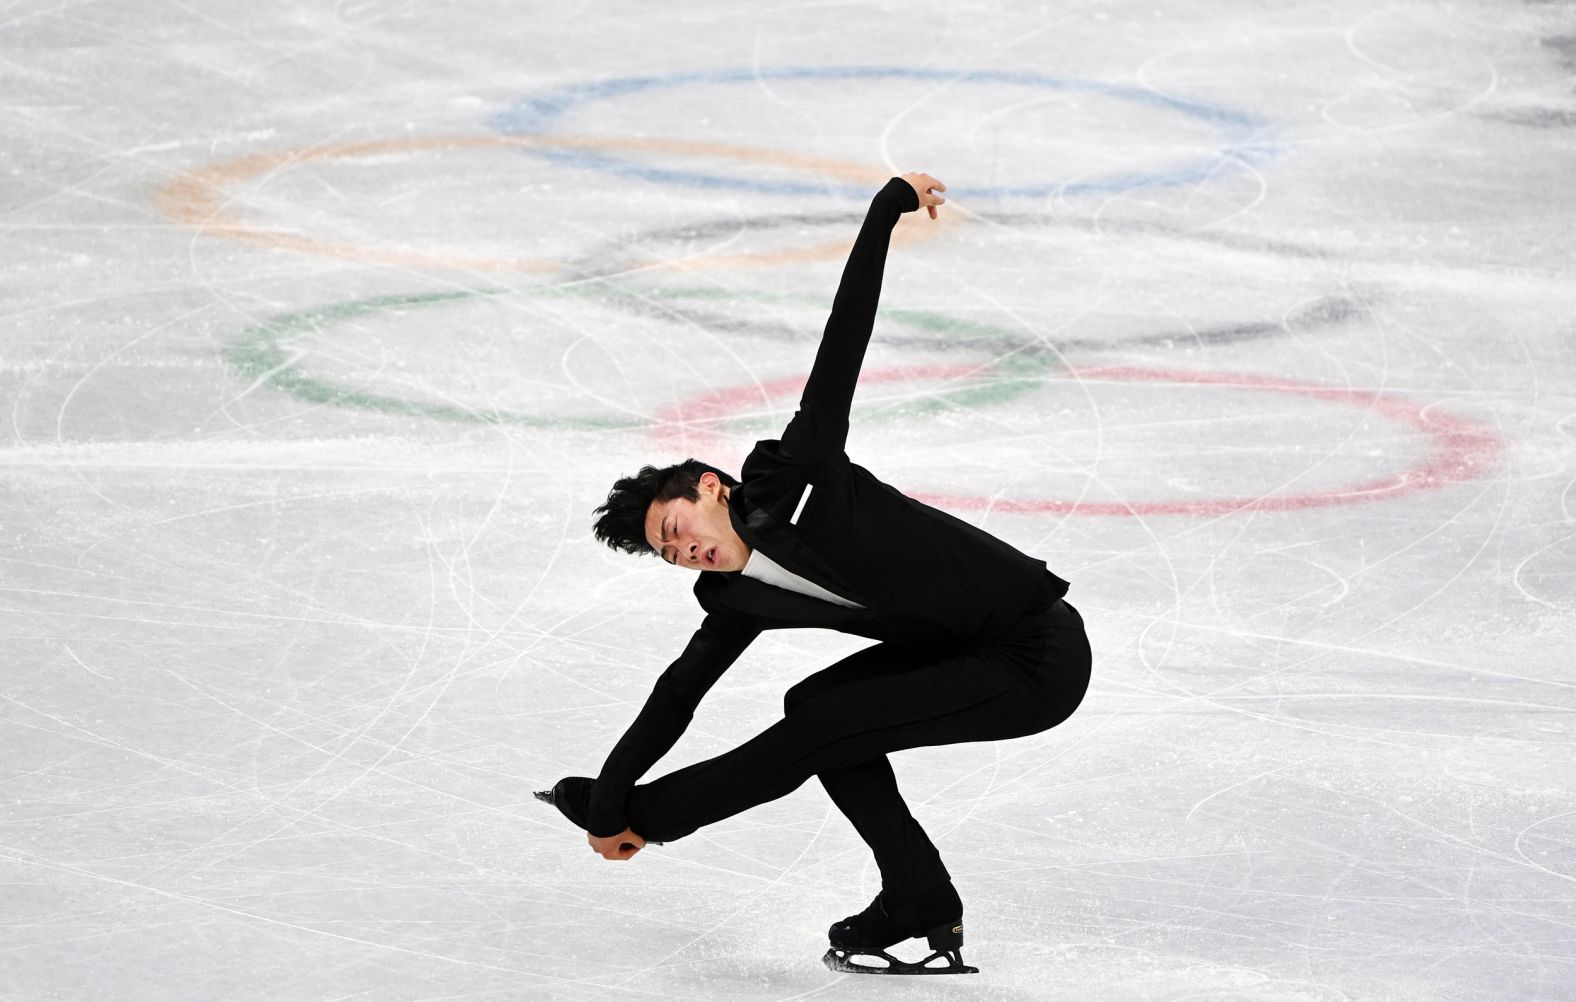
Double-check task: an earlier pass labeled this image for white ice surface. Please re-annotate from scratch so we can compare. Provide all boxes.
[3,1,1574,999]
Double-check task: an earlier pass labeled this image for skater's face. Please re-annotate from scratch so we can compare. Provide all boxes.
[644,471,751,572]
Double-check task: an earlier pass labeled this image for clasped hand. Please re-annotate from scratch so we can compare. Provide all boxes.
[587,827,646,860]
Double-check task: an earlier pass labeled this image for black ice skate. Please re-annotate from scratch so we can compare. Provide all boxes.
[533,777,663,845]
[822,882,978,975]
[533,776,594,828]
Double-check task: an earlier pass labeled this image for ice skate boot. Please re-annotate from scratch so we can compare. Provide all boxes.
[534,776,595,829]
[534,777,663,844]
[822,881,977,975]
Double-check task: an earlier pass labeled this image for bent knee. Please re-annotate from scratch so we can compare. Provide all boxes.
[783,680,811,717]
[1039,647,1092,729]
[783,680,844,723]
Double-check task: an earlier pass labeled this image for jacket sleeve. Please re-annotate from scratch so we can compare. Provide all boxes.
[586,611,760,837]
[780,177,921,461]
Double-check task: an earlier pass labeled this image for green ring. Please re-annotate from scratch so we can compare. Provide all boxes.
[225,285,1056,431]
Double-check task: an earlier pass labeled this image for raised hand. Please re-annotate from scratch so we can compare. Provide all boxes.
[900,172,947,219]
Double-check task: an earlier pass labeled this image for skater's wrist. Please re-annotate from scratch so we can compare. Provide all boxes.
[883,176,921,214]
[585,794,630,838]
[587,818,628,839]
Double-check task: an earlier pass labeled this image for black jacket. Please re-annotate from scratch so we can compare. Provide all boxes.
[586,178,1069,837]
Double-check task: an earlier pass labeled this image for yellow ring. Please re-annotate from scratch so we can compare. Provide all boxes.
[157,134,942,273]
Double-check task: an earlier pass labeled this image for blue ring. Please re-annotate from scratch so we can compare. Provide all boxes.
[490,65,1281,200]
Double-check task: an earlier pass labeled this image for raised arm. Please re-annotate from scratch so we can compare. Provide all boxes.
[780,173,946,460]
[585,611,760,838]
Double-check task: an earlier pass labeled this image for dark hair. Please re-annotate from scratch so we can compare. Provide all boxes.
[592,459,740,556]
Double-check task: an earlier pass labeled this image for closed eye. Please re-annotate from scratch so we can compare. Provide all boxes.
[660,516,676,564]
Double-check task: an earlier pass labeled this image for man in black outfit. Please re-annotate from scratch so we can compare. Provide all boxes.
[541,172,1092,975]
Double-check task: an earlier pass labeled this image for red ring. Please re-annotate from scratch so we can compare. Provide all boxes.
[651,365,1501,517]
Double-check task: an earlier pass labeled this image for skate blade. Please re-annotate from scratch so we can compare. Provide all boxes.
[821,947,978,975]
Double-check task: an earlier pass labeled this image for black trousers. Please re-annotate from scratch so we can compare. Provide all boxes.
[624,598,1092,897]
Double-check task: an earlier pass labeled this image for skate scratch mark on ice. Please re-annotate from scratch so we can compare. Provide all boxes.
[1512,809,1576,885]
[135,688,553,886]
[1339,783,1576,884]
[133,485,399,528]
[1511,530,1576,611]
[1132,38,1274,232]
[1186,757,1327,824]
[60,642,114,681]
[2,695,259,798]
[146,526,466,882]
[602,808,842,992]
[1336,9,1501,132]
[0,847,561,979]
[433,428,592,706]
[1179,623,1576,692]
[46,301,215,553]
